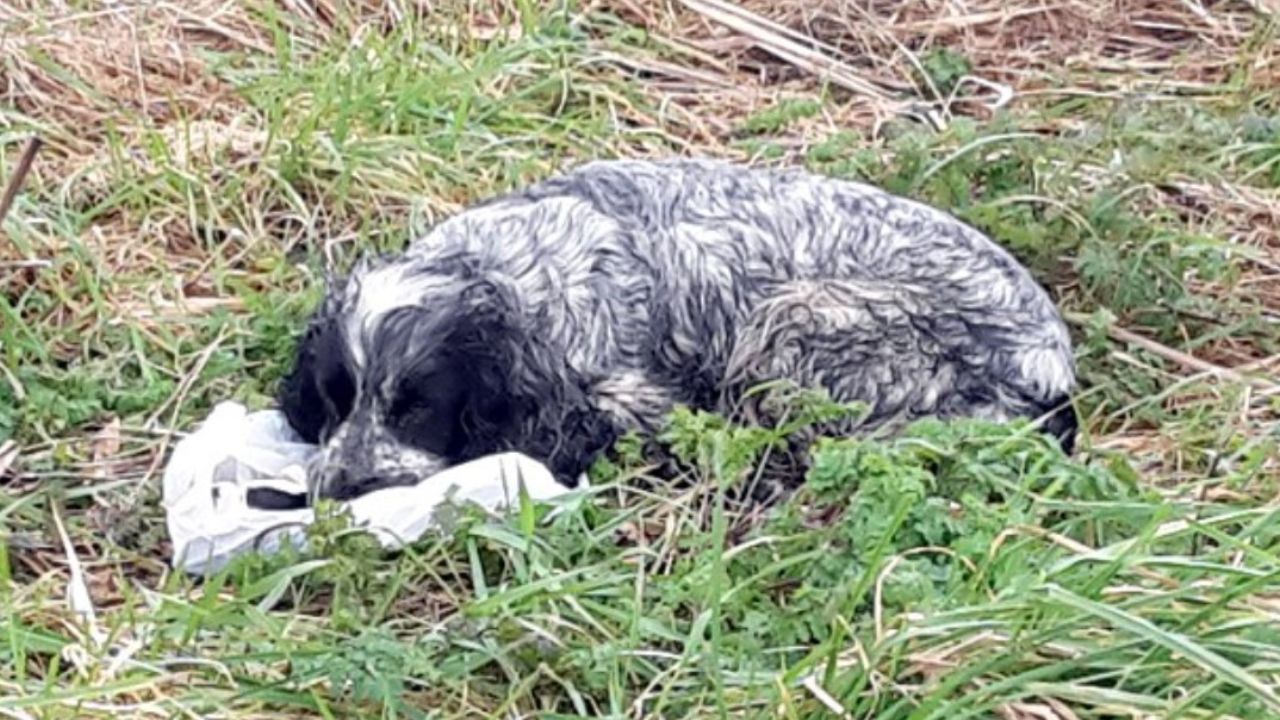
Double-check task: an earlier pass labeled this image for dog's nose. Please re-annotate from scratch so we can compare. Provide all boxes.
[313,465,420,502]
[314,464,357,501]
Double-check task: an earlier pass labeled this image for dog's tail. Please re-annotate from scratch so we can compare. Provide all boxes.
[1035,393,1079,456]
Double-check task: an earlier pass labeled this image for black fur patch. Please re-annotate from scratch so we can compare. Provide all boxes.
[1038,395,1080,455]
[278,312,356,445]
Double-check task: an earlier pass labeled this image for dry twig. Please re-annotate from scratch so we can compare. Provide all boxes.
[1066,312,1278,390]
[0,136,42,231]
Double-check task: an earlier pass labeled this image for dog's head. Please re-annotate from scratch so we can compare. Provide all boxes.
[277,258,529,501]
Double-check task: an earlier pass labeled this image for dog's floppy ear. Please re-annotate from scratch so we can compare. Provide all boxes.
[437,277,525,441]
[278,291,356,444]
[278,319,332,444]
[441,275,619,481]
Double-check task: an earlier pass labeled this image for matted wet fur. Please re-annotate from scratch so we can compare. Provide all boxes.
[278,158,1079,501]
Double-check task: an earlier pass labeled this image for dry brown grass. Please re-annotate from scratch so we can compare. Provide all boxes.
[621,0,1278,99]
[0,2,259,153]
[4,0,1273,218]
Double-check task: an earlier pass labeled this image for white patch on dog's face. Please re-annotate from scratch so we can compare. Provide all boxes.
[340,261,449,369]
[307,354,460,500]
[312,409,449,500]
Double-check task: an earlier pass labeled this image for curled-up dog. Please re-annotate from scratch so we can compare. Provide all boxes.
[279,158,1079,501]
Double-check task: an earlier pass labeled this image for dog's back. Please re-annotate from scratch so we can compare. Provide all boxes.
[407,158,1078,452]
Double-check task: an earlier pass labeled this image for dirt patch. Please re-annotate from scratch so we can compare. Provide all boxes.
[0,2,267,151]
[608,0,1277,124]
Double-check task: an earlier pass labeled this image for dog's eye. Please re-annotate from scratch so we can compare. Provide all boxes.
[384,366,469,456]
[388,383,431,422]
[321,365,356,417]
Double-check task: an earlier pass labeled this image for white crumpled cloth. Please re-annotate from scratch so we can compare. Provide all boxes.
[162,401,579,576]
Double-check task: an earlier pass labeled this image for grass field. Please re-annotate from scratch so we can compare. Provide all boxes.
[3,1,1280,717]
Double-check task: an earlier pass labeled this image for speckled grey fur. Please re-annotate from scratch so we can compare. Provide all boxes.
[277,157,1078,501]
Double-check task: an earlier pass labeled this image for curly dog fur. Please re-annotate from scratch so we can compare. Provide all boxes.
[278,158,1079,501]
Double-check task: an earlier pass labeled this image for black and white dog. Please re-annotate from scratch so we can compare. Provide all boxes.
[279,158,1078,501]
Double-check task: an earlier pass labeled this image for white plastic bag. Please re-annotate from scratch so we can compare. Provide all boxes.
[162,401,578,576]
